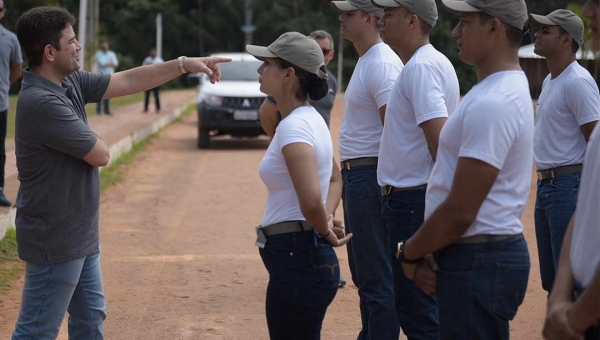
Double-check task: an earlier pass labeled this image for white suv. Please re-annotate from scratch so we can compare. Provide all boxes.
[193,52,266,148]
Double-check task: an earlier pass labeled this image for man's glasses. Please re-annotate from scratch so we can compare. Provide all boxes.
[321,48,331,55]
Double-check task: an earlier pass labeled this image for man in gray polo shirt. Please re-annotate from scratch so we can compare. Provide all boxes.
[11,7,229,340]
[0,0,22,207]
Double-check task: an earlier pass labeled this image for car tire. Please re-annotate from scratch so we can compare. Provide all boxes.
[198,127,211,149]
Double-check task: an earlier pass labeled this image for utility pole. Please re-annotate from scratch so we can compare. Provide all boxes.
[156,13,163,58]
[241,0,255,47]
[78,0,88,69]
[337,37,343,93]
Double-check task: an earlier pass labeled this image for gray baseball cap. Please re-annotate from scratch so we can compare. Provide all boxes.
[441,0,528,30]
[529,9,584,47]
[331,0,385,18]
[371,0,438,27]
[246,32,327,79]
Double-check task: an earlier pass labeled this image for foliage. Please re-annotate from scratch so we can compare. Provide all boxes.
[1,0,592,93]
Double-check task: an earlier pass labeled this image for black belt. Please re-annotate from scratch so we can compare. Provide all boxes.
[260,220,313,236]
[381,184,427,196]
[340,157,378,170]
[537,164,582,181]
[255,220,313,248]
[456,233,521,244]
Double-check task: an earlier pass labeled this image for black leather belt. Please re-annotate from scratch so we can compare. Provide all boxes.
[537,164,582,181]
[340,157,378,170]
[381,184,427,196]
[255,220,314,248]
[456,233,521,244]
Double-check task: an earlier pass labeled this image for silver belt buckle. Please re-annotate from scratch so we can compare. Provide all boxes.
[255,226,267,248]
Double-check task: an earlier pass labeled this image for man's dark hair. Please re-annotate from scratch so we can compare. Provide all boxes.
[404,10,434,35]
[15,7,76,67]
[559,27,579,54]
[276,58,329,101]
[479,12,524,48]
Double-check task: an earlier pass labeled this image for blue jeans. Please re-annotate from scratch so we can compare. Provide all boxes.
[535,173,580,293]
[259,229,339,340]
[342,164,399,340]
[437,234,530,340]
[12,249,106,340]
[381,189,439,340]
[96,99,110,114]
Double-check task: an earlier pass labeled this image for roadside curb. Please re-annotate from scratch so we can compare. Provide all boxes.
[0,100,194,242]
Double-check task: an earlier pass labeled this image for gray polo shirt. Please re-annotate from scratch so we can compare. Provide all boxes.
[15,69,110,264]
[0,24,23,111]
[267,69,338,127]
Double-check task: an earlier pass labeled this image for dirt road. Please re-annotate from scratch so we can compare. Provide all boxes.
[0,98,546,339]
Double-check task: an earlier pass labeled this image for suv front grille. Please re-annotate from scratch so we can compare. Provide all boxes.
[222,97,263,110]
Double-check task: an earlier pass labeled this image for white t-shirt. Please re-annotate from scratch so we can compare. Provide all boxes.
[338,43,403,161]
[143,56,164,65]
[425,71,534,237]
[259,106,333,226]
[378,44,460,188]
[534,61,600,170]
[570,127,600,288]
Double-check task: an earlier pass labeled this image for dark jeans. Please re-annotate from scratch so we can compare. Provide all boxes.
[259,229,339,340]
[96,100,110,114]
[144,87,161,111]
[381,188,439,340]
[535,173,580,293]
[342,164,399,340]
[0,110,6,188]
[437,234,530,340]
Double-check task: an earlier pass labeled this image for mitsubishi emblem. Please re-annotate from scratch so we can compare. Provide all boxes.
[242,99,251,107]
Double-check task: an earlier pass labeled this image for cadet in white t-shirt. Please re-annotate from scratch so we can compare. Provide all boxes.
[247,32,351,339]
[398,0,533,339]
[142,48,165,113]
[331,0,403,338]
[529,10,600,296]
[542,4,600,339]
[373,0,459,338]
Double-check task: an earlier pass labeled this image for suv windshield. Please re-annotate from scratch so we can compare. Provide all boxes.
[215,61,262,81]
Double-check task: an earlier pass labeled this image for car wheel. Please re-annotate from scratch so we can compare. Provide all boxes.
[198,127,211,149]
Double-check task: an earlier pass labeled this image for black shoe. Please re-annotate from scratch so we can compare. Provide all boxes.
[0,190,12,207]
[338,276,347,288]
[105,111,112,115]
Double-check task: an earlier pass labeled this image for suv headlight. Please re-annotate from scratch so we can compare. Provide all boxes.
[199,93,223,107]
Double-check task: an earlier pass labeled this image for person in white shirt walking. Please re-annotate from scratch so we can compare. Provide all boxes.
[542,1,600,339]
[142,48,165,113]
[528,9,600,296]
[373,0,460,338]
[398,0,533,338]
[95,40,118,115]
[330,0,403,338]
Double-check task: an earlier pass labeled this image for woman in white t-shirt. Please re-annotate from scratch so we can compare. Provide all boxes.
[247,32,352,339]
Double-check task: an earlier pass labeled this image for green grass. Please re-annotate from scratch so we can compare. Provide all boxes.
[0,228,24,293]
[6,92,148,141]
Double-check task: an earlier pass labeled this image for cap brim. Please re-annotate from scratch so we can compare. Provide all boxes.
[371,0,400,9]
[245,45,277,60]
[331,1,360,11]
[441,0,481,15]
[528,14,556,27]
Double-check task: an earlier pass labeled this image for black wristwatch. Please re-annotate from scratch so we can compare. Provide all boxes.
[396,240,421,264]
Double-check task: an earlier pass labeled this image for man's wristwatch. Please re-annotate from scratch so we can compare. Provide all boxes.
[177,56,189,74]
[396,240,421,264]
